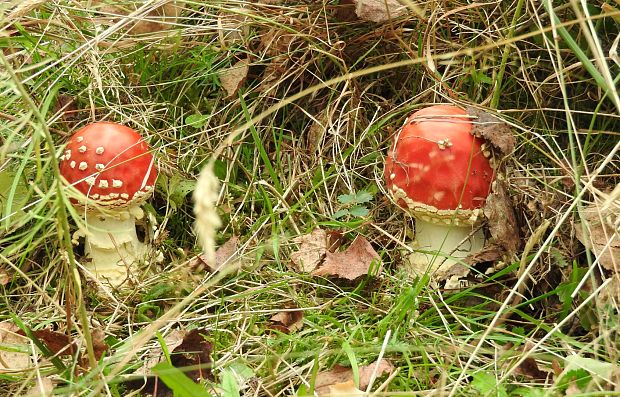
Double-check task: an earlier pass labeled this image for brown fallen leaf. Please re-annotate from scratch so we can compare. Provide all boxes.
[327,230,346,252]
[291,229,328,272]
[483,179,520,255]
[465,243,505,265]
[141,329,187,372]
[312,235,382,280]
[91,328,108,361]
[269,308,304,334]
[219,59,250,97]
[575,204,619,271]
[171,328,213,382]
[24,377,54,397]
[333,0,358,22]
[0,322,31,370]
[328,380,365,396]
[314,359,394,395]
[513,357,549,381]
[467,107,516,157]
[218,8,250,47]
[0,268,10,286]
[190,236,241,273]
[125,328,213,397]
[353,0,410,22]
[358,359,395,389]
[90,1,183,36]
[29,329,76,356]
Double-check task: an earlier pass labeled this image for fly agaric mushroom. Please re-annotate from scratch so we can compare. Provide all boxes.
[384,105,494,286]
[59,122,157,285]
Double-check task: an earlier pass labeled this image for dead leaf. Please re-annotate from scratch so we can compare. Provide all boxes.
[467,107,516,157]
[0,322,31,370]
[125,328,212,397]
[353,0,408,22]
[260,29,298,58]
[218,8,250,47]
[90,1,183,36]
[312,235,382,280]
[597,274,620,309]
[78,328,108,369]
[141,329,187,372]
[0,268,9,286]
[29,329,76,356]
[171,328,213,382]
[219,59,250,97]
[575,204,619,271]
[91,329,108,361]
[483,179,520,254]
[269,308,304,333]
[334,0,358,22]
[513,357,549,381]
[307,114,327,153]
[190,236,241,273]
[327,230,346,252]
[358,359,395,389]
[52,93,79,125]
[314,359,394,395]
[291,229,328,272]
[24,377,54,397]
[465,243,505,265]
[328,380,365,396]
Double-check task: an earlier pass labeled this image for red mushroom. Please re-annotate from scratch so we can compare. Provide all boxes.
[59,122,157,285]
[384,105,494,286]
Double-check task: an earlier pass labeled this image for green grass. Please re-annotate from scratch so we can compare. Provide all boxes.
[0,1,619,396]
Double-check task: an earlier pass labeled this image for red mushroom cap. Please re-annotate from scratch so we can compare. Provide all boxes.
[384,105,494,225]
[59,122,157,208]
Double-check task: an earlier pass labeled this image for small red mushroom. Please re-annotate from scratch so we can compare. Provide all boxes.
[384,105,494,286]
[59,122,157,285]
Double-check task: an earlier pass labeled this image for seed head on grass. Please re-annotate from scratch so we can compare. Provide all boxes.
[193,161,222,266]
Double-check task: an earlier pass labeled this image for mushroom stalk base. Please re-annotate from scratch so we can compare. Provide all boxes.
[407,218,485,289]
[83,210,145,286]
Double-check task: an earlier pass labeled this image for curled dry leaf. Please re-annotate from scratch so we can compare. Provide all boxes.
[219,59,250,97]
[269,308,304,334]
[353,0,411,22]
[482,179,520,254]
[312,235,382,280]
[467,107,516,157]
[291,228,328,272]
[0,322,31,370]
[190,235,241,273]
[314,359,394,395]
[575,204,619,271]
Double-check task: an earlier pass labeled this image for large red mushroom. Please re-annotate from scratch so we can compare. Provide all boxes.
[59,122,157,285]
[384,105,494,286]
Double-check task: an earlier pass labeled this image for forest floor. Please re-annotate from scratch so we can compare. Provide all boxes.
[0,1,619,396]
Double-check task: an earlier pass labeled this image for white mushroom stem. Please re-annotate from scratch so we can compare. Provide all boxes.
[81,206,146,286]
[408,218,485,287]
